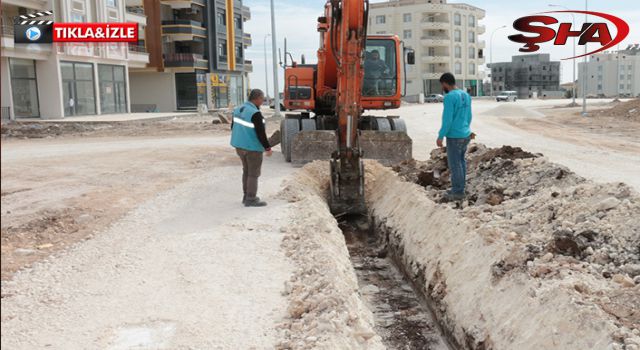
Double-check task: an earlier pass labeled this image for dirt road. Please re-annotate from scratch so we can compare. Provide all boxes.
[2,100,639,348]
[2,136,295,348]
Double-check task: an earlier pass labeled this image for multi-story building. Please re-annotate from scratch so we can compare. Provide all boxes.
[369,0,486,98]
[578,44,640,98]
[488,54,561,99]
[0,0,149,119]
[129,0,252,112]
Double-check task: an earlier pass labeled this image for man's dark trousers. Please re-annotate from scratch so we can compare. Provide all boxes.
[446,137,470,195]
[236,148,263,200]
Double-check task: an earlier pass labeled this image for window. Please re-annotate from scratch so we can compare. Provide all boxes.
[469,63,475,75]
[98,64,126,114]
[376,15,385,24]
[70,12,85,22]
[428,47,435,56]
[454,13,461,25]
[468,47,475,59]
[454,46,461,58]
[235,44,243,62]
[468,31,475,43]
[619,84,624,89]
[455,62,462,74]
[9,58,39,117]
[469,15,475,27]
[454,30,461,42]
[376,31,386,34]
[543,66,547,70]
[60,61,96,116]
[620,74,625,80]
[217,10,226,26]
[106,0,116,7]
[403,29,412,39]
[362,39,397,97]
[218,41,227,60]
[234,15,242,30]
[403,13,411,22]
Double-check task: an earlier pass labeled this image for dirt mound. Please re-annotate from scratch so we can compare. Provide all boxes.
[479,104,545,118]
[394,144,573,206]
[592,98,640,121]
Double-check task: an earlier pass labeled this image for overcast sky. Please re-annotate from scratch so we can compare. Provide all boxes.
[244,0,640,94]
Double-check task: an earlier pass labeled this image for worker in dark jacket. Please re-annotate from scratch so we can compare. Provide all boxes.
[230,89,272,207]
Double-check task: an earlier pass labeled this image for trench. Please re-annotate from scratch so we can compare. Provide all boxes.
[339,215,456,350]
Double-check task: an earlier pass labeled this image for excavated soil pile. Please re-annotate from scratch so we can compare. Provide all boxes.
[383,144,639,349]
[591,98,640,121]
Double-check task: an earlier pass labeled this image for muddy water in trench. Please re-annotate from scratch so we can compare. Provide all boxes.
[340,218,451,350]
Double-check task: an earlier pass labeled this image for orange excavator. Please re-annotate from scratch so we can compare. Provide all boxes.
[279,0,415,215]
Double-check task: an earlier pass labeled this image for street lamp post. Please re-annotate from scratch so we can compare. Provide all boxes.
[489,25,507,97]
[270,0,282,118]
[263,34,271,102]
[582,0,588,116]
[549,4,576,106]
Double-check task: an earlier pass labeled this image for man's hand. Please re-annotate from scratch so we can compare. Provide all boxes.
[265,149,273,157]
[436,138,444,148]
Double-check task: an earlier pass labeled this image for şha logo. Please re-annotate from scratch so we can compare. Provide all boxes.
[508,10,629,60]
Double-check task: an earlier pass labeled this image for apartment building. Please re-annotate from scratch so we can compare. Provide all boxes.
[578,44,640,98]
[369,0,486,98]
[0,0,149,119]
[488,54,562,99]
[128,0,252,112]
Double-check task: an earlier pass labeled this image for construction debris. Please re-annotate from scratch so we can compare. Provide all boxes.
[591,98,640,121]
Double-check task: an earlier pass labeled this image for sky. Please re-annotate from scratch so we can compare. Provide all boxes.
[243,0,640,94]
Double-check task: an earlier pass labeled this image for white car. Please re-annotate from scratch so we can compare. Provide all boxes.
[496,91,518,102]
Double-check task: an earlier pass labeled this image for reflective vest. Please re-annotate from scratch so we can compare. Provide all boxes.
[230,101,265,152]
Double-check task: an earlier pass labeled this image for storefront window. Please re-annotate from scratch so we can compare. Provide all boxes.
[61,61,96,116]
[176,73,198,110]
[99,64,127,114]
[9,59,40,117]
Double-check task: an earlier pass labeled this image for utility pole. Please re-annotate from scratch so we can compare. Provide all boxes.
[263,34,271,102]
[582,0,588,116]
[489,25,507,97]
[270,0,282,118]
[549,4,576,105]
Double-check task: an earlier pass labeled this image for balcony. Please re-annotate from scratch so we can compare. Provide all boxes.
[244,59,253,72]
[2,0,48,10]
[128,44,149,67]
[420,21,449,29]
[125,6,146,25]
[162,20,207,41]
[243,33,252,47]
[420,36,450,47]
[421,55,449,63]
[164,53,208,71]
[242,5,251,21]
[476,24,486,34]
[160,0,205,9]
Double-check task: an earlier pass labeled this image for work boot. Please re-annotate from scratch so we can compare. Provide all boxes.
[443,192,465,202]
[244,197,267,207]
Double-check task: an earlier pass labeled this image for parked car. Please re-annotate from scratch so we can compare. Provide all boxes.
[496,91,518,102]
[269,93,286,110]
[425,94,444,103]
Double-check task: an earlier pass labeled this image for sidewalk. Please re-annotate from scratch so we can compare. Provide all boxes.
[15,112,200,123]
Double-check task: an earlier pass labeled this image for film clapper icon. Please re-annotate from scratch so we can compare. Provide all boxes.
[14,10,54,44]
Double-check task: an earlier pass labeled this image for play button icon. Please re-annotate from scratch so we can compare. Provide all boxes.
[26,27,41,41]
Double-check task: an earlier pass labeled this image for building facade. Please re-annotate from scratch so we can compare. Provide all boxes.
[1,0,149,119]
[578,44,640,98]
[129,0,252,112]
[369,0,486,98]
[488,54,561,99]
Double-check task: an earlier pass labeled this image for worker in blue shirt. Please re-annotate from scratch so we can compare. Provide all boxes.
[230,89,272,207]
[436,73,474,201]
